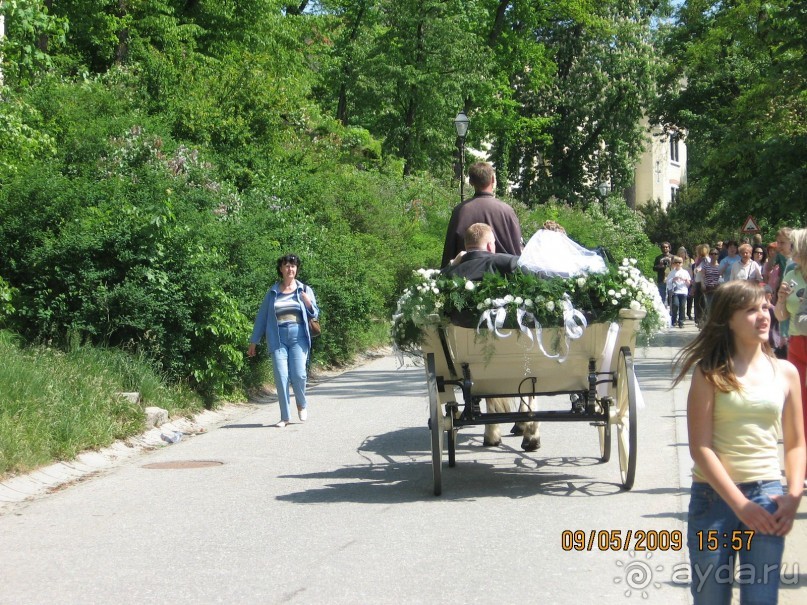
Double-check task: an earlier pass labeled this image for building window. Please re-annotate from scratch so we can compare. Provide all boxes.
[671,186,680,205]
[670,135,680,164]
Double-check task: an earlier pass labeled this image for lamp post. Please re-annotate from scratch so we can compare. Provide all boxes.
[598,181,611,213]
[454,111,470,203]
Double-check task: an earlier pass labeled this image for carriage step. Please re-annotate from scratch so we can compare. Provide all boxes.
[590,421,607,427]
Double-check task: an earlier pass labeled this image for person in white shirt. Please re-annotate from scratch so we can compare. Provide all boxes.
[667,256,692,328]
[730,243,764,283]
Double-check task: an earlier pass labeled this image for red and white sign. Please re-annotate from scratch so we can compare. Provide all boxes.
[741,216,760,234]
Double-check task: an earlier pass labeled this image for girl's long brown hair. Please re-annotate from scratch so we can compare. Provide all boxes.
[672,280,772,392]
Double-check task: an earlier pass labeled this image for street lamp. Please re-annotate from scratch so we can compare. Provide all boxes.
[454,111,470,203]
[598,181,611,213]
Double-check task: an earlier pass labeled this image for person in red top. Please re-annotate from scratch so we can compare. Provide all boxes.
[441,162,523,268]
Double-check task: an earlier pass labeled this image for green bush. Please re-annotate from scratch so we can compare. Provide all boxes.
[0,157,251,398]
[0,275,14,324]
[0,67,458,398]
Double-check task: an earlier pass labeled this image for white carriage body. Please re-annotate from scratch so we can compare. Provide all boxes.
[421,309,645,403]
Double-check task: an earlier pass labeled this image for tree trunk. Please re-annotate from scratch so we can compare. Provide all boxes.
[488,0,511,47]
[116,0,129,65]
[336,1,369,125]
[402,12,426,176]
[37,0,54,52]
[285,2,310,15]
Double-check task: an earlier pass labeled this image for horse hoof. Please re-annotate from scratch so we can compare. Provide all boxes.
[510,424,524,436]
[522,437,541,452]
[483,438,501,447]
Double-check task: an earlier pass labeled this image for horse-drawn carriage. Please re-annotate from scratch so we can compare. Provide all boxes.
[421,309,645,496]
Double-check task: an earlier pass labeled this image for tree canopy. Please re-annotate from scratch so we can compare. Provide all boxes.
[653,0,807,229]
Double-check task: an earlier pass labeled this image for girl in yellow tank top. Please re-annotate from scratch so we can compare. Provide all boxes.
[674,280,805,605]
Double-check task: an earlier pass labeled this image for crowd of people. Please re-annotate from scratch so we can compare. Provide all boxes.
[653,230,794,341]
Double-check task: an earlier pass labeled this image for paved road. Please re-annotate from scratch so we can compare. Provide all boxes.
[0,327,804,604]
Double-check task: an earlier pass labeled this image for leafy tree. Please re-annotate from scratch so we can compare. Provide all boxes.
[654,0,807,229]
[314,0,488,175]
[0,0,68,85]
[478,0,666,206]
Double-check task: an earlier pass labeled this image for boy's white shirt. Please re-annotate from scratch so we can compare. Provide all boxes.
[666,267,691,295]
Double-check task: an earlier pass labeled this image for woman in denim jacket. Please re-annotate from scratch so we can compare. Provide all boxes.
[248,254,319,427]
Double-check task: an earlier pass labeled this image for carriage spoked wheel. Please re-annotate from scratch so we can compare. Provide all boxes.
[597,399,612,463]
[426,353,444,496]
[615,346,638,490]
[446,407,457,468]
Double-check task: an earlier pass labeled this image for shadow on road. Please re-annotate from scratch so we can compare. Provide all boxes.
[311,369,424,399]
[275,426,639,504]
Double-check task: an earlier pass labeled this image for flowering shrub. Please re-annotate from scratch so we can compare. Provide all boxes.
[391,259,668,354]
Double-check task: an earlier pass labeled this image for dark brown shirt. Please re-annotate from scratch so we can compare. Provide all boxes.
[441,192,523,267]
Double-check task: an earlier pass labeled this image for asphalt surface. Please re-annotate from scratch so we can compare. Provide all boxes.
[1,326,805,604]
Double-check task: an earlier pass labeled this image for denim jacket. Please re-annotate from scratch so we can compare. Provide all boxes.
[250,280,319,352]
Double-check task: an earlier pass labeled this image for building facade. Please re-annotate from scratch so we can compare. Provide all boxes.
[626,118,687,211]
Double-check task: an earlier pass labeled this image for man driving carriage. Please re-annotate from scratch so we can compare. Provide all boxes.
[441,223,540,451]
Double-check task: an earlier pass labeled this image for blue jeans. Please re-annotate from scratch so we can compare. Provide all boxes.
[687,481,785,605]
[671,293,687,326]
[271,322,310,422]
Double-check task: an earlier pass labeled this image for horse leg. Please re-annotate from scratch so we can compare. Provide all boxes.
[519,396,541,452]
[483,397,512,446]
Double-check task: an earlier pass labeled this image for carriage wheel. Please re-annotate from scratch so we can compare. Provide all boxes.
[615,347,638,490]
[426,353,444,496]
[597,404,612,463]
[446,409,457,468]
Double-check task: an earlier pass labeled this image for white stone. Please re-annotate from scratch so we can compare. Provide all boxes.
[144,406,169,428]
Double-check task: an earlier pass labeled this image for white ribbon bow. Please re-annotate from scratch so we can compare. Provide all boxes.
[478,296,589,363]
[476,301,512,339]
[562,295,588,339]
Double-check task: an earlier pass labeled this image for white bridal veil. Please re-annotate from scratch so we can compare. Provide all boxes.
[517,229,607,277]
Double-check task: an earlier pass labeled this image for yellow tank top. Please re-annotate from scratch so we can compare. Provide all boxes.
[693,365,784,484]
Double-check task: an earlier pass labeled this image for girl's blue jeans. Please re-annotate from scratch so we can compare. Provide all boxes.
[687,481,785,605]
[271,322,310,422]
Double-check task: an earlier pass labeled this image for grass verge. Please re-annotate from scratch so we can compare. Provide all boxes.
[0,330,203,478]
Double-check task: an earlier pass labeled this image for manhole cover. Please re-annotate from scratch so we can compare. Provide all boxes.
[142,460,224,469]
